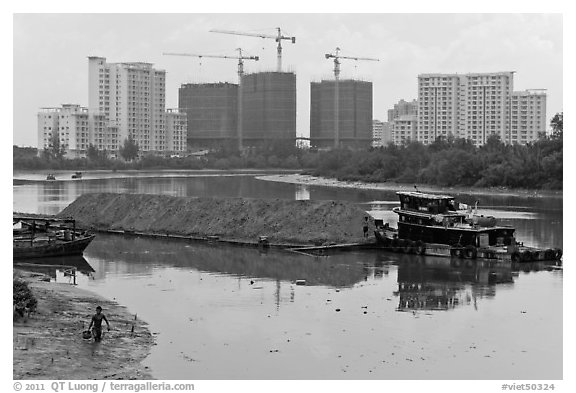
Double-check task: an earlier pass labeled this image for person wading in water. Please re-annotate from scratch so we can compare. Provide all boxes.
[88,306,110,342]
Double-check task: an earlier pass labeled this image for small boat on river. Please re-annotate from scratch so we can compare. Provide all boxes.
[71,171,82,179]
[46,174,56,181]
[13,215,95,259]
[374,191,562,263]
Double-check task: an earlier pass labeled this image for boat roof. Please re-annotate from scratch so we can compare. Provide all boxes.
[397,191,454,200]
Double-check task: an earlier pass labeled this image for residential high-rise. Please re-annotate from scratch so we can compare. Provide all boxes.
[310,79,373,148]
[372,120,383,147]
[509,90,547,144]
[88,56,167,153]
[165,109,188,154]
[417,72,518,146]
[393,115,418,146]
[458,72,514,145]
[241,71,296,146]
[387,99,418,122]
[178,82,238,148]
[372,120,393,147]
[417,74,461,144]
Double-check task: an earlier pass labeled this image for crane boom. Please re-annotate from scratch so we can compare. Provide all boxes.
[210,27,295,72]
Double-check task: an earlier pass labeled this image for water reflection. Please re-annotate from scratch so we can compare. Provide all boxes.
[393,257,513,312]
[85,234,368,288]
[14,255,95,282]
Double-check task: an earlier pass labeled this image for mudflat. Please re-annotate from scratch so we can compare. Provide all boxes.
[13,271,154,380]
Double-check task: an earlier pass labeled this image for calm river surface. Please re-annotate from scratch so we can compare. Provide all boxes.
[13,170,563,379]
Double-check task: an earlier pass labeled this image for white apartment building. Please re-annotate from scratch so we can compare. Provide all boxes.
[165,109,188,154]
[372,120,393,147]
[38,104,120,158]
[88,56,167,153]
[458,72,514,146]
[417,74,460,144]
[38,104,90,158]
[510,90,547,145]
[393,115,418,146]
[387,99,418,122]
[416,72,543,146]
[90,113,120,156]
[372,120,384,147]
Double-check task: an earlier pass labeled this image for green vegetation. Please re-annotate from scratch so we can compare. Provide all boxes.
[13,277,37,318]
[310,113,562,190]
[13,113,562,190]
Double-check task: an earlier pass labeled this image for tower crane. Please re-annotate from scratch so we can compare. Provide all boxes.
[209,27,296,72]
[163,49,259,150]
[325,47,379,148]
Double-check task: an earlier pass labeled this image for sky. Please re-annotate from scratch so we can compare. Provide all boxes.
[12,13,563,147]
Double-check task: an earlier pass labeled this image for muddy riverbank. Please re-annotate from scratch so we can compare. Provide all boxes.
[257,174,563,198]
[13,270,154,380]
[58,193,372,245]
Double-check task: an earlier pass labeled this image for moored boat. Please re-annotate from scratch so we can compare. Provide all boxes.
[13,215,95,259]
[374,191,562,263]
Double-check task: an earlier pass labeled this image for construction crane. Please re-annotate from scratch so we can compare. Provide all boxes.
[325,47,379,148]
[209,27,296,72]
[163,49,259,151]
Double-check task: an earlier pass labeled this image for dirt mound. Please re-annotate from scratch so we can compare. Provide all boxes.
[57,193,371,245]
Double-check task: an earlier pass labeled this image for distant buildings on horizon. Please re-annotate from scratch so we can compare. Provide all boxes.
[36,56,549,158]
[373,72,547,148]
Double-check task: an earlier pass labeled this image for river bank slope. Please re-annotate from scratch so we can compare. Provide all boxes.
[57,193,371,245]
[13,270,154,380]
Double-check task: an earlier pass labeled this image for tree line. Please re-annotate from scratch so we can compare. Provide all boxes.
[14,113,562,190]
[312,113,562,190]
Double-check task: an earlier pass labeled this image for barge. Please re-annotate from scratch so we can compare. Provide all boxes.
[13,215,95,259]
[374,191,562,263]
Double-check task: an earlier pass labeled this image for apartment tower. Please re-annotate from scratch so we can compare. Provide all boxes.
[88,56,167,153]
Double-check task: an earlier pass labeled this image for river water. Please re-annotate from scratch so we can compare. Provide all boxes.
[13,170,563,380]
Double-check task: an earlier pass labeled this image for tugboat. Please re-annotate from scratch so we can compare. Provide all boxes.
[374,191,562,262]
[13,215,95,259]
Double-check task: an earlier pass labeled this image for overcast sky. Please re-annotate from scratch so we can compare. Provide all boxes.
[13,13,562,147]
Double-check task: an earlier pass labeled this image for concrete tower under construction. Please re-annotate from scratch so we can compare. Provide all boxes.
[178,82,238,149]
[241,71,297,147]
[310,79,373,148]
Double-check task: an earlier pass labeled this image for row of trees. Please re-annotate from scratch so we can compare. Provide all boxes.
[14,113,563,190]
[311,113,563,190]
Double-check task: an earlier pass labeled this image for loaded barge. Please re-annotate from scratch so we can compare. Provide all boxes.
[374,191,562,263]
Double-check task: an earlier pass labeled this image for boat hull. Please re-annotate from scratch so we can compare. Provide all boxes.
[374,229,561,263]
[13,234,95,260]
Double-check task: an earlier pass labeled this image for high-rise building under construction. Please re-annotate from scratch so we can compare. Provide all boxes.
[241,71,297,146]
[310,79,373,148]
[178,82,238,149]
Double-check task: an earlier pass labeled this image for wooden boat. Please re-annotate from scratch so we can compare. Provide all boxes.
[374,191,562,263]
[13,215,95,259]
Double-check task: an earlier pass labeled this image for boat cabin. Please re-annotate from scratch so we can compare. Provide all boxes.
[397,191,458,215]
